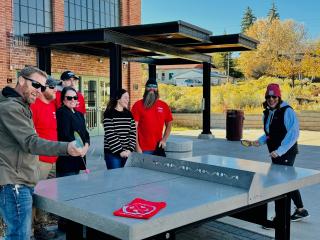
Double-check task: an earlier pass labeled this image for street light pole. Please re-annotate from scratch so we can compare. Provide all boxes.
[227,52,230,82]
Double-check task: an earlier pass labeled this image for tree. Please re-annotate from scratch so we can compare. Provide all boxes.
[301,41,320,80]
[238,19,307,83]
[241,6,256,33]
[212,52,243,79]
[267,2,280,22]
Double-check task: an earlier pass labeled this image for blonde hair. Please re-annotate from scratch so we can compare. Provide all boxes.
[18,66,47,82]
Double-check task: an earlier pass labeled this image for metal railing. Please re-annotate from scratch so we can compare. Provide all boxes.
[85,107,105,131]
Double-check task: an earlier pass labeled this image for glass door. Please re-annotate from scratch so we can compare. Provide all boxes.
[98,77,110,134]
[82,76,110,136]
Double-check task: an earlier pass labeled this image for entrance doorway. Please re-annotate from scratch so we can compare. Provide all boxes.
[82,76,110,136]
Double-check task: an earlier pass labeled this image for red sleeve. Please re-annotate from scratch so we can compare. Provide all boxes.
[55,91,62,109]
[164,102,173,123]
[76,92,86,114]
[131,101,140,121]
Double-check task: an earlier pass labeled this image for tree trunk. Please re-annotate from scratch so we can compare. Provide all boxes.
[291,76,295,88]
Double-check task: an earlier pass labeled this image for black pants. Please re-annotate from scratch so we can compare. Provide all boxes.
[272,151,304,209]
[56,171,83,239]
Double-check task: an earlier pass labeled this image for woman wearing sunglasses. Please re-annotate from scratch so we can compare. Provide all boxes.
[103,89,136,169]
[243,83,309,227]
[56,86,90,177]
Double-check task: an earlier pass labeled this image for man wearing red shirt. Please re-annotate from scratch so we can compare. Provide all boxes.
[132,78,173,154]
[55,70,86,114]
[30,76,60,179]
[30,76,60,239]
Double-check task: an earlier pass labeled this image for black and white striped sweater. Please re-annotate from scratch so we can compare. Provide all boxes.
[103,108,136,155]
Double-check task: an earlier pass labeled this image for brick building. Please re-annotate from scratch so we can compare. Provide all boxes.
[0,0,142,135]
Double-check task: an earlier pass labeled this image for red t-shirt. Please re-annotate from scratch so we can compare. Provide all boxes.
[132,99,173,151]
[30,99,58,163]
[55,91,86,114]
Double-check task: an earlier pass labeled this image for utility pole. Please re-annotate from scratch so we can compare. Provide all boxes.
[227,52,230,82]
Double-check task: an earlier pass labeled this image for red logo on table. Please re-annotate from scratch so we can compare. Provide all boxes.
[113,198,166,219]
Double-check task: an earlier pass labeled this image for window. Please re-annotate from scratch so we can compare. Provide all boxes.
[13,0,52,36]
[169,72,174,80]
[161,72,165,81]
[64,0,119,30]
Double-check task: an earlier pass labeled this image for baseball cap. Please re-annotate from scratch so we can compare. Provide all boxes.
[46,76,61,87]
[60,71,79,81]
[145,77,158,88]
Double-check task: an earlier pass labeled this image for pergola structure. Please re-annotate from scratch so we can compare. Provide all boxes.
[26,20,258,138]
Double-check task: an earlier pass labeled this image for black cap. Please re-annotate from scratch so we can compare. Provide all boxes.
[60,71,79,81]
[145,77,158,87]
[46,76,61,87]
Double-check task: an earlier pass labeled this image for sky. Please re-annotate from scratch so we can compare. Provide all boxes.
[142,0,320,40]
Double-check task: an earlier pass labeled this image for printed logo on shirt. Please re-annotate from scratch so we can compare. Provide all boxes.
[157,107,164,113]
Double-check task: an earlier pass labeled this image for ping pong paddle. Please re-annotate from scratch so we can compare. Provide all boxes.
[74,131,90,174]
[74,131,84,148]
[240,139,252,147]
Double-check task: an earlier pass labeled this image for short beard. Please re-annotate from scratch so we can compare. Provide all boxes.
[143,90,159,108]
[43,91,55,101]
[22,82,34,104]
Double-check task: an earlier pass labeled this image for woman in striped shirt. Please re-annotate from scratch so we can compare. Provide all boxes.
[103,89,136,169]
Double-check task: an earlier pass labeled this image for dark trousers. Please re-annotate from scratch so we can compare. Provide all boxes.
[56,171,83,239]
[272,151,304,209]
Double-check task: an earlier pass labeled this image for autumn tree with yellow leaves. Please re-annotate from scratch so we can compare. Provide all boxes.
[238,19,307,85]
[301,41,320,80]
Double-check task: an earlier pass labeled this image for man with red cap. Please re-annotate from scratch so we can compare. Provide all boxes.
[132,77,173,155]
[243,83,309,227]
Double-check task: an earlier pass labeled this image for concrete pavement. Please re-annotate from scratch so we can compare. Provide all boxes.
[86,128,320,240]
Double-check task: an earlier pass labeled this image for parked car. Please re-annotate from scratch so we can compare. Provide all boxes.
[176,79,203,87]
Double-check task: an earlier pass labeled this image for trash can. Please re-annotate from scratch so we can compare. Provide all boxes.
[226,109,244,141]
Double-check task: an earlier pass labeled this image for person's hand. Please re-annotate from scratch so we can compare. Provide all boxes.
[81,143,89,157]
[120,151,129,158]
[270,151,279,158]
[67,141,83,156]
[125,150,132,157]
[136,145,142,153]
[158,139,166,149]
[251,140,260,147]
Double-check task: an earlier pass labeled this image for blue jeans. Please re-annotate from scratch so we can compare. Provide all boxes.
[0,184,34,240]
[104,153,126,169]
[143,151,154,155]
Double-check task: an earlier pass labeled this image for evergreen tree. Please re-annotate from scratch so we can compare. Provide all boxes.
[267,2,280,22]
[241,7,256,32]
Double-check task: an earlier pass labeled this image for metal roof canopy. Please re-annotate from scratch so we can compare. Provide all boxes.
[26,21,258,138]
[26,21,258,65]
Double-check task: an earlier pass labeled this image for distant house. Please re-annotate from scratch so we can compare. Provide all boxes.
[156,64,229,86]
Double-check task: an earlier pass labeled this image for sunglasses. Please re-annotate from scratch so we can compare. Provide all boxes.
[23,76,46,92]
[47,85,56,89]
[266,95,278,100]
[65,96,78,101]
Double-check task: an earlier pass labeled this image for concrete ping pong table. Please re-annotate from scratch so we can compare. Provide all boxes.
[34,153,320,240]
